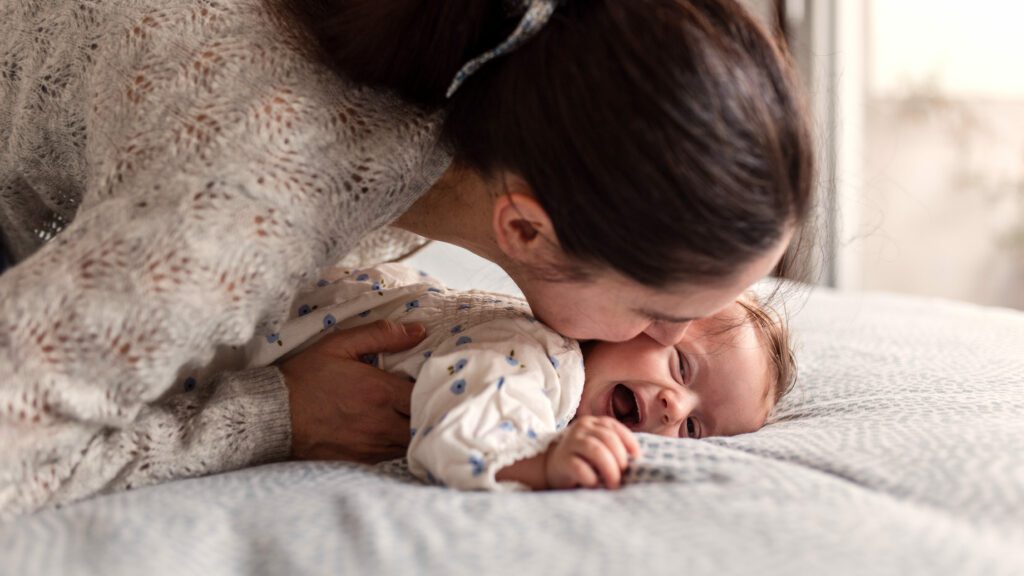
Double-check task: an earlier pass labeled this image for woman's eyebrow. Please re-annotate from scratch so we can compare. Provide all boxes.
[636,309,695,324]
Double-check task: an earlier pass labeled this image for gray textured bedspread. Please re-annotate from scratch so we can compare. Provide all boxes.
[3,288,1023,576]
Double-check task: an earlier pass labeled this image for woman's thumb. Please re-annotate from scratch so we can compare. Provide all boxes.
[322,320,427,358]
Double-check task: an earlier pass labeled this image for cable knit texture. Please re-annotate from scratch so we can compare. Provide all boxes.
[0,0,451,518]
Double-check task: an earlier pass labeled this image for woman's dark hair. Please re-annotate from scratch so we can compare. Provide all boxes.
[288,0,814,287]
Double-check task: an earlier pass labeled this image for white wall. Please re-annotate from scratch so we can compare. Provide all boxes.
[402,242,522,298]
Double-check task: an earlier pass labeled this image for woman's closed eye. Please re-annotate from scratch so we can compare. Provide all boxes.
[672,348,688,385]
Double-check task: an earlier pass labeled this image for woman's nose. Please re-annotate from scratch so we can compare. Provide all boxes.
[644,321,691,347]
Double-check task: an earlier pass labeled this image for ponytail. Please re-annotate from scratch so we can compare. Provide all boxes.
[289,1,513,107]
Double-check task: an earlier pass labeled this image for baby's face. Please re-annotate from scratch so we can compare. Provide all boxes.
[577,302,773,439]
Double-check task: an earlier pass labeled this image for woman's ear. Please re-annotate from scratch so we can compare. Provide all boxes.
[492,174,560,263]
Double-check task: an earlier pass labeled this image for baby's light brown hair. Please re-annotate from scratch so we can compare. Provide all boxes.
[735,292,797,408]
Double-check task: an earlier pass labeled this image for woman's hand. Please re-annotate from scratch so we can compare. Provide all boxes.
[545,416,640,490]
[279,320,427,463]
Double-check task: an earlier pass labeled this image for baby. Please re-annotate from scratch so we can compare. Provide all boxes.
[178,263,795,491]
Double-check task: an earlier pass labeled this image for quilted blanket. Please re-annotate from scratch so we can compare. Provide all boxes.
[2,284,1022,576]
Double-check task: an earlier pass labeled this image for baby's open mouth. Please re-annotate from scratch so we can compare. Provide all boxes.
[610,383,641,427]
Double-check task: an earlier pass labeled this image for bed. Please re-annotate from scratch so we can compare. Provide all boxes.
[3,243,1022,576]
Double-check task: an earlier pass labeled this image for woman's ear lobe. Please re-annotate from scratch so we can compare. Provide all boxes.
[492,190,558,262]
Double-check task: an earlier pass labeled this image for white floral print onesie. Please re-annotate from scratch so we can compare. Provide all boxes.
[178,263,584,491]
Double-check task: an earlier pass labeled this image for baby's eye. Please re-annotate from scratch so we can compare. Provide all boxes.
[685,417,700,439]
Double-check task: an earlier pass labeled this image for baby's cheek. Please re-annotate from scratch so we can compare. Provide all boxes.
[576,377,612,418]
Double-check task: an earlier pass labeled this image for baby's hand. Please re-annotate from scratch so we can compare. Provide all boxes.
[545,416,641,490]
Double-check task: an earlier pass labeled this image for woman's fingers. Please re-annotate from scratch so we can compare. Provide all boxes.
[383,412,413,448]
[318,320,427,359]
[380,443,410,462]
[280,334,419,463]
[360,364,415,417]
[389,377,414,418]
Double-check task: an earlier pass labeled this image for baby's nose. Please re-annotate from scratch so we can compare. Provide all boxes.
[655,387,687,427]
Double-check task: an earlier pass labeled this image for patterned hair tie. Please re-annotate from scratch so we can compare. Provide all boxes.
[445,0,561,98]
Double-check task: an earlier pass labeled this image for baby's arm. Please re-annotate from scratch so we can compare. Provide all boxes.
[496,416,640,490]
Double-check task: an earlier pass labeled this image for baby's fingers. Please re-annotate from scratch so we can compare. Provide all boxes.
[605,418,642,459]
[576,437,624,489]
[590,424,631,470]
[567,456,599,489]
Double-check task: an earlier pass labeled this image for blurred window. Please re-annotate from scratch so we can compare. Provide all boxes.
[860,0,1023,308]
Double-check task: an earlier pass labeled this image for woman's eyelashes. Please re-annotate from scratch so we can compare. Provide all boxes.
[672,348,688,385]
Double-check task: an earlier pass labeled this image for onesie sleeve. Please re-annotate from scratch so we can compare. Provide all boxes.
[407,320,583,491]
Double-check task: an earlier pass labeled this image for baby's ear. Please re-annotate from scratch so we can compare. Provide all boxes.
[491,174,560,264]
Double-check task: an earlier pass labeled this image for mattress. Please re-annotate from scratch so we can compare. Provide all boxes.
[2,279,1022,575]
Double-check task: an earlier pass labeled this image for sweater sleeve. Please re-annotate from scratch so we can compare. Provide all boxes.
[0,366,292,520]
[0,0,449,517]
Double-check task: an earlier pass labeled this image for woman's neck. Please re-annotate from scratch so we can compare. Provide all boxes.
[394,164,506,264]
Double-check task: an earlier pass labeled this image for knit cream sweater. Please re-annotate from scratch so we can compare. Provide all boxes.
[0,0,450,517]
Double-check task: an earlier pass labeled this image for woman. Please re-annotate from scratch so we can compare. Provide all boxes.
[0,0,811,516]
